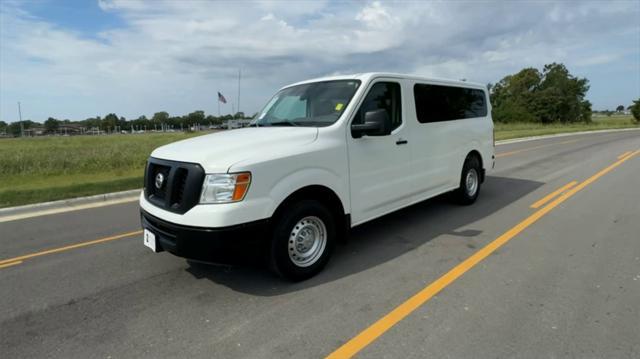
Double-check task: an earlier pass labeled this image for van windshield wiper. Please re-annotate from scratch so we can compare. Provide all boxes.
[268,121,298,127]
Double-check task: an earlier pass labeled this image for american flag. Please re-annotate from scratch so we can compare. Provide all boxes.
[218,92,227,104]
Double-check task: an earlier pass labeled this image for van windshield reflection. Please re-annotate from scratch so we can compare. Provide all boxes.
[255,80,361,127]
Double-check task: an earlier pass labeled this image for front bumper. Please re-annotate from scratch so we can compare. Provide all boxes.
[139,191,273,228]
[141,209,270,264]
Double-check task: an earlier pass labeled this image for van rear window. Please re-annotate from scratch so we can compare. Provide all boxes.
[413,84,487,123]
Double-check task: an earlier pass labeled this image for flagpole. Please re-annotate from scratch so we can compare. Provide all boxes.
[237,68,241,119]
[218,90,220,117]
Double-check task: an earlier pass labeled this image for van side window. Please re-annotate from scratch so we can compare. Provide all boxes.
[354,82,402,131]
[413,84,487,123]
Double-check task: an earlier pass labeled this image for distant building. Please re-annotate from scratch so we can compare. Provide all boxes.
[23,124,88,136]
[223,119,252,129]
[57,124,86,135]
[23,126,46,136]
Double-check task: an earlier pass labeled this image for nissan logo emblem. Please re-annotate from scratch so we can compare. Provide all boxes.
[155,173,165,189]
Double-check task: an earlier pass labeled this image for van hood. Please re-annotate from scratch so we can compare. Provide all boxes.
[151,127,319,173]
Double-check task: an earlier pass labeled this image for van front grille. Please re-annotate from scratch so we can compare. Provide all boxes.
[144,158,205,214]
[171,168,188,209]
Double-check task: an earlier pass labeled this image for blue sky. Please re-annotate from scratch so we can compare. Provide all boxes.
[1,0,639,122]
[20,0,125,36]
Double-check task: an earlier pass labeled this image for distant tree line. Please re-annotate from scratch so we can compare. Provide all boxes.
[0,111,255,137]
[593,105,637,117]
[2,62,639,137]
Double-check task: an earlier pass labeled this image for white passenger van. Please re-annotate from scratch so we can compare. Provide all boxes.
[140,73,494,280]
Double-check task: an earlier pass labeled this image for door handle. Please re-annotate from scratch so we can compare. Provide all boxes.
[396,139,408,145]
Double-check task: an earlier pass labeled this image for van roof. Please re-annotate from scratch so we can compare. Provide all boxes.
[284,72,486,90]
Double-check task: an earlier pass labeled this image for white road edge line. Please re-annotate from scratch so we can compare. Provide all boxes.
[0,194,140,223]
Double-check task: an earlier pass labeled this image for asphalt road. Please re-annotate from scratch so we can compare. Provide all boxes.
[1,130,639,358]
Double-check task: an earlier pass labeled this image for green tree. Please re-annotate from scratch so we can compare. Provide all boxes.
[167,116,182,129]
[616,105,625,112]
[131,115,150,131]
[82,116,102,130]
[152,111,170,123]
[630,99,640,123]
[103,113,119,131]
[0,121,7,133]
[580,100,593,122]
[44,117,60,133]
[8,122,22,136]
[118,116,128,131]
[490,63,591,123]
[185,110,205,127]
[205,115,222,125]
[532,63,591,123]
[8,120,38,136]
[490,68,541,123]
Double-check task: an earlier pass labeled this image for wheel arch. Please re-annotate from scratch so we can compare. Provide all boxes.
[271,185,349,238]
[464,150,484,182]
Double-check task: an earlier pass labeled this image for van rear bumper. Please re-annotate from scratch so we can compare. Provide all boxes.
[140,209,270,264]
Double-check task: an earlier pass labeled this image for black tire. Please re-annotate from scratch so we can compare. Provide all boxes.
[269,200,336,281]
[454,155,482,205]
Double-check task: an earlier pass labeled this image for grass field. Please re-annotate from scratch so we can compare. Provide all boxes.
[495,115,638,140]
[0,132,203,208]
[1,117,638,208]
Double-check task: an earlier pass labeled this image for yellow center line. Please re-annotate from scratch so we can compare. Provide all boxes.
[0,230,142,266]
[0,260,23,269]
[326,149,639,359]
[530,180,578,209]
[496,139,579,158]
[618,151,633,160]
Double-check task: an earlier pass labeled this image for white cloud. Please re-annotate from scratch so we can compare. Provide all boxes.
[355,1,397,29]
[1,0,638,121]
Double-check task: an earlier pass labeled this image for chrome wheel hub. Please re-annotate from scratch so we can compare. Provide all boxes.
[466,169,478,197]
[288,216,327,267]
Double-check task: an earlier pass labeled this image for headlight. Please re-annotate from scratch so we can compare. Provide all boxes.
[200,172,251,204]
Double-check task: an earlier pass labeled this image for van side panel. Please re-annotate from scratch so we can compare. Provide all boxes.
[406,81,493,203]
[345,77,415,226]
[403,81,449,197]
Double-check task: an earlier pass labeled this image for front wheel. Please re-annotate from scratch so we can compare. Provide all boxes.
[270,200,336,281]
[454,156,481,205]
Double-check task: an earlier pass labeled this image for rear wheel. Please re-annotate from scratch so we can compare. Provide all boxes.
[454,155,481,205]
[270,200,336,281]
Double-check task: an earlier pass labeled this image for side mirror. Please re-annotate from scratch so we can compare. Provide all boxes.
[351,109,391,138]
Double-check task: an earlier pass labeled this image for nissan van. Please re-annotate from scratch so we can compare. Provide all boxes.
[140,73,494,280]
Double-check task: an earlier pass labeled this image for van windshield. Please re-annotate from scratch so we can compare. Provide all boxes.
[255,80,361,127]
